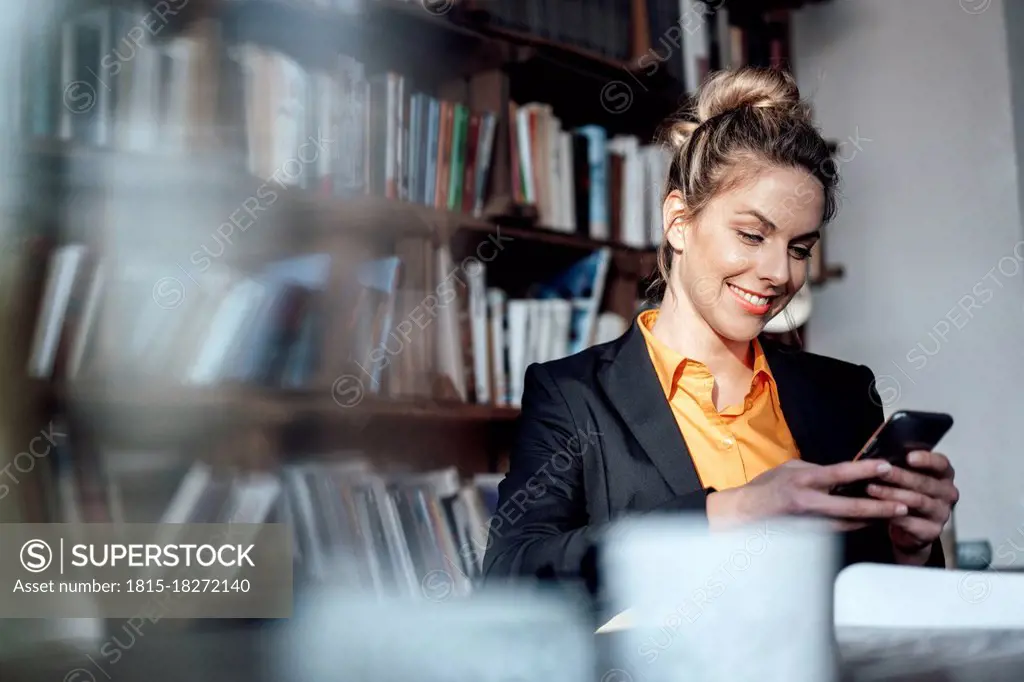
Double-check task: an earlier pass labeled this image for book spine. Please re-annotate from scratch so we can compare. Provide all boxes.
[473,112,497,217]
[397,74,407,200]
[385,73,398,199]
[447,104,468,211]
[508,101,522,203]
[408,92,421,204]
[435,102,454,209]
[579,126,608,239]
[462,112,481,214]
[424,97,440,206]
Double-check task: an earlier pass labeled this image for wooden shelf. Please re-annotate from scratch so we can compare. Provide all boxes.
[54,381,284,422]
[342,397,520,422]
[294,193,658,272]
[51,381,521,427]
[454,220,657,275]
[478,22,643,76]
[294,193,447,240]
[809,264,845,287]
[294,193,659,269]
[719,0,831,11]
[464,16,679,93]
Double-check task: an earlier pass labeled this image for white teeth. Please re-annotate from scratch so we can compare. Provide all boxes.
[729,284,770,307]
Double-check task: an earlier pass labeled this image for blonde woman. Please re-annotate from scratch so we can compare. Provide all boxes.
[483,68,958,583]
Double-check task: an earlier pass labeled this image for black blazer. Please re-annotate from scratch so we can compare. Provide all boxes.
[481,319,944,587]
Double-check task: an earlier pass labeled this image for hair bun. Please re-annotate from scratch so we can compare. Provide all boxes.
[695,67,809,124]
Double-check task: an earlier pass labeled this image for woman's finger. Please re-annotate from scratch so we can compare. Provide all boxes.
[798,488,907,519]
[890,515,944,543]
[831,519,871,533]
[878,465,955,500]
[866,483,945,522]
[809,459,895,488]
[906,450,955,479]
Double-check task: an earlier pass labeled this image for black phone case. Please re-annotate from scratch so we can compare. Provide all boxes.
[831,410,953,498]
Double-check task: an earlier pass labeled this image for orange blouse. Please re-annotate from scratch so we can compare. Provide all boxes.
[636,309,800,491]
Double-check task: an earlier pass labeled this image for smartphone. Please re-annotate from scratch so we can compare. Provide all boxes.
[831,410,953,497]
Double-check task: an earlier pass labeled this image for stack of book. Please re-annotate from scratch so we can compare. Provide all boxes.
[158,458,504,596]
[236,50,501,213]
[509,104,672,247]
[477,0,788,95]
[449,248,621,407]
[42,432,507,597]
[21,2,221,152]
[20,2,502,210]
[29,236,623,407]
[27,246,341,388]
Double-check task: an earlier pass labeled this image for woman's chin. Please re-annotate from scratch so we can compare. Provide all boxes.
[710,316,767,344]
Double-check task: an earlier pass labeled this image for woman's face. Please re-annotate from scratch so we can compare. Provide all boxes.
[665,165,824,342]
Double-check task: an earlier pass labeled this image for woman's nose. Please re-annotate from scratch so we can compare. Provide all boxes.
[756,247,791,288]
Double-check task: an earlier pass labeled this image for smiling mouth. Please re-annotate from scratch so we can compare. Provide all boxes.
[727,283,778,309]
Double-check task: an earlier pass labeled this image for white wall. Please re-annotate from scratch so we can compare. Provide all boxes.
[792,0,1024,565]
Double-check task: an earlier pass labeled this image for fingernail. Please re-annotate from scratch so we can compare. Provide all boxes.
[896,504,908,515]
[876,462,892,474]
[908,452,921,465]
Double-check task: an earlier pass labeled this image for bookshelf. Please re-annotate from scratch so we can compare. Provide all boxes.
[10,0,843,557]
[46,380,519,459]
[51,381,522,426]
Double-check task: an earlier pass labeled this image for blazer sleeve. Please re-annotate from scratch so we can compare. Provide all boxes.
[843,365,946,569]
[481,363,712,584]
[481,362,599,582]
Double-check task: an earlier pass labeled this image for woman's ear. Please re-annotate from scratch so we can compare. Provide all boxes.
[662,189,688,252]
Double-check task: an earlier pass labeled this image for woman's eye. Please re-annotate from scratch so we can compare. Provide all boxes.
[790,246,812,260]
[738,231,763,244]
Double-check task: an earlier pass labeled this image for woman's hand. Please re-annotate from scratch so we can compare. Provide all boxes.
[864,450,959,565]
[706,458,910,530]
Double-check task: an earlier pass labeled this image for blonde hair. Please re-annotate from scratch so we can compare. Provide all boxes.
[648,67,838,302]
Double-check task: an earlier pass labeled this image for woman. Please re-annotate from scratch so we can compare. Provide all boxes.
[482,68,959,585]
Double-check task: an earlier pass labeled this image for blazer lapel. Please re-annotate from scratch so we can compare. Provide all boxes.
[596,321,704,497]
[758,338,829,465]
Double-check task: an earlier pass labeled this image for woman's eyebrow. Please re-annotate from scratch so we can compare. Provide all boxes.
[736,209,778,231]
[737,209,820,240]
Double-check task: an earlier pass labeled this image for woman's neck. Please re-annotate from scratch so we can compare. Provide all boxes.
[651,288,754,376]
